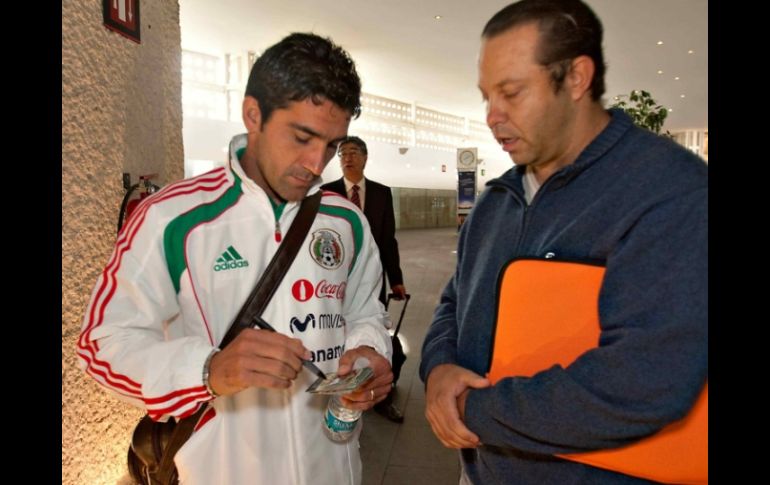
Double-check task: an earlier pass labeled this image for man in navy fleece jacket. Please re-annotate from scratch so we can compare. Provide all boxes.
[419,1,707,484]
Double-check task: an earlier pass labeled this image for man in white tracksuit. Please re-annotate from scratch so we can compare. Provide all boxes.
[77,33,393,484]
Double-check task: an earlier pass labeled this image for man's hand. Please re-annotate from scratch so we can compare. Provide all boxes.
[208,328,311,396]
[390,284,407,300]
[425,364,490,449]
[336,346,393,411]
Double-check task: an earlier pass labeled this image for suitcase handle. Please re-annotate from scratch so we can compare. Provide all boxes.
[385,293,410,337]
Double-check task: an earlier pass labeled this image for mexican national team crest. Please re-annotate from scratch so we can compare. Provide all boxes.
[310,229,344,270]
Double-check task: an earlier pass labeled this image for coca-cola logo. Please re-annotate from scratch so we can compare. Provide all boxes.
[291,279,346,302]
[292,279,314,302]
[316,280,346,300]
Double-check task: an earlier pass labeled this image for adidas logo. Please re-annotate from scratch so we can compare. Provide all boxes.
[213,245,250,272]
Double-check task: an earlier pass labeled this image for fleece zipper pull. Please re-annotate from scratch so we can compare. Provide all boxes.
[269,197,287,243]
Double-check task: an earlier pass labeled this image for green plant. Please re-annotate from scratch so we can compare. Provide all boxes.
[610,90,669,135]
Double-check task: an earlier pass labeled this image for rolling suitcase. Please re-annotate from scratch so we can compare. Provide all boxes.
[385,293,410,383]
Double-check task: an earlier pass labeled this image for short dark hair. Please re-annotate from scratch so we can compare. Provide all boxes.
[337,136,368,156]
[482,0,606,100]
[245,33,362,123]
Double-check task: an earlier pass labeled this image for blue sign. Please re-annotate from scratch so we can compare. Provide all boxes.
[457,171,476,214]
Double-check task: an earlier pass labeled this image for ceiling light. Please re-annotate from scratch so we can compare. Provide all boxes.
[674,77,680,81]
[688,50,694,54]
[680,94,686,98]
[434,15,442,20]
[668,109,673,112]
[657,70,663,75]
[657,41,664,45]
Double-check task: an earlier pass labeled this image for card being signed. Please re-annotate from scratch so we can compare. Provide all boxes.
[306,367,374,394]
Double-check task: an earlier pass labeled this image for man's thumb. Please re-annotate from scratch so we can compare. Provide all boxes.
[468,376,491,389]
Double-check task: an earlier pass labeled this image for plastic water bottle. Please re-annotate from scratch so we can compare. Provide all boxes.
[323,394,362,442]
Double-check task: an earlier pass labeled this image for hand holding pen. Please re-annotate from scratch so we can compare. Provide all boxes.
[251,315,327,380]
[205,318,323,396]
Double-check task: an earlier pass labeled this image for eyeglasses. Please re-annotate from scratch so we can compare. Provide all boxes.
[338,149,363,158]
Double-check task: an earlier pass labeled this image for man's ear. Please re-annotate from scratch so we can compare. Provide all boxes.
[242,96,262,132]
[567,55,595,102]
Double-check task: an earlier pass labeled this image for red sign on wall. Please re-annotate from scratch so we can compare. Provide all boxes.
[103,0,141,44]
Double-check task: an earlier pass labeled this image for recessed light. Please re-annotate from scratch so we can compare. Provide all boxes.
[668,109,673,112]
[657,41,664,45]
[657,70,663,75]
[434,15,442,20]
[688,50,694,54]
[674,77,680,81]
[680,94,686,98]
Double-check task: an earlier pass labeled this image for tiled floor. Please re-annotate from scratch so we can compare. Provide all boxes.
[359,227,461,485]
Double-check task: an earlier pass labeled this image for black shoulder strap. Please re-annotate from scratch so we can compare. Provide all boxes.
[153,190,322,485]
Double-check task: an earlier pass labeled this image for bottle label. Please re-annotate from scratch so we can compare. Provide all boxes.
[325,409,358,433]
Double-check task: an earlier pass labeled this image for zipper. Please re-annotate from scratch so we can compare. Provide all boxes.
[510,169,562,253]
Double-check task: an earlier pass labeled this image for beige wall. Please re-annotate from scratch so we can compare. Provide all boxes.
[392,188,458,230]
[62,1,183,483]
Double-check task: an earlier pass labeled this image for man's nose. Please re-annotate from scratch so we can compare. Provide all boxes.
[486,97,507,129]
[303,148,328,176]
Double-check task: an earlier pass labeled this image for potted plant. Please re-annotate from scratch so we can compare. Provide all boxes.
[610,90,669,135]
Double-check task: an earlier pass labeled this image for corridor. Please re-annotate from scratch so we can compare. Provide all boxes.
[360,227,461,485]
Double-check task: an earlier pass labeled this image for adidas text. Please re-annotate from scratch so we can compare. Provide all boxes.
[214,260,249,271]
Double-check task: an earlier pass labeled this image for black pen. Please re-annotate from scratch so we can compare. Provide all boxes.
[251,315,328,380]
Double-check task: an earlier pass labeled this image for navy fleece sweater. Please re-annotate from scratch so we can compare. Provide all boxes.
[419,109,707,484]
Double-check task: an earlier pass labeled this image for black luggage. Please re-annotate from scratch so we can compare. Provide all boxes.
[385,293,410,383]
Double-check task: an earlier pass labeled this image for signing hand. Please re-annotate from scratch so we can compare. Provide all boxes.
[207,328,310,396]
[337,346,393,411]
[425,363,490,449]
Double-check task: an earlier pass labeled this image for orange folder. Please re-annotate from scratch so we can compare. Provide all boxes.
[489,258,707,484]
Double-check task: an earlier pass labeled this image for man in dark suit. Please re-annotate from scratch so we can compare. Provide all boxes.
[322,136,407,423]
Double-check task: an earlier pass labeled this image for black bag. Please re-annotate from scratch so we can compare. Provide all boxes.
[385,293,410,384]
[126,192,321,485]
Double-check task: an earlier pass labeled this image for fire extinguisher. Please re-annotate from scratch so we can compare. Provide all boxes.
[117,174,161,233]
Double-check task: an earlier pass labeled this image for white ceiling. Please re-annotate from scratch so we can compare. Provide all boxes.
[180,0,707,132]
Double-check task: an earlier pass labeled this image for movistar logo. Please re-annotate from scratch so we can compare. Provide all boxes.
[213,245,250,272]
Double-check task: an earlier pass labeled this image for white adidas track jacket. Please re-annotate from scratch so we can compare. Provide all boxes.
[77,134,392,485]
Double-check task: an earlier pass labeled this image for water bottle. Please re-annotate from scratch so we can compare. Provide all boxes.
[323,394,362,442]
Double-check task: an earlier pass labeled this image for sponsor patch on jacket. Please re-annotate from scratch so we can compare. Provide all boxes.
[291,279,347,302]
[290,313,346,333]
[309,229,344,270]
[213,245,250,272]
[309,344,345,363]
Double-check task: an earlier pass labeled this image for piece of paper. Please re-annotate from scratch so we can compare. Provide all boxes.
[306,367,374,394]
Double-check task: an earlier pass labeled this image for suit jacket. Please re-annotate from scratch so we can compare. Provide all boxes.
[321,178,403,302]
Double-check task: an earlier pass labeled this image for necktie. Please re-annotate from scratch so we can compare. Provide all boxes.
[350,184,361,209]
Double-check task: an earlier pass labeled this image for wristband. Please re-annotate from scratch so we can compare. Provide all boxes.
[202,348,221,398]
